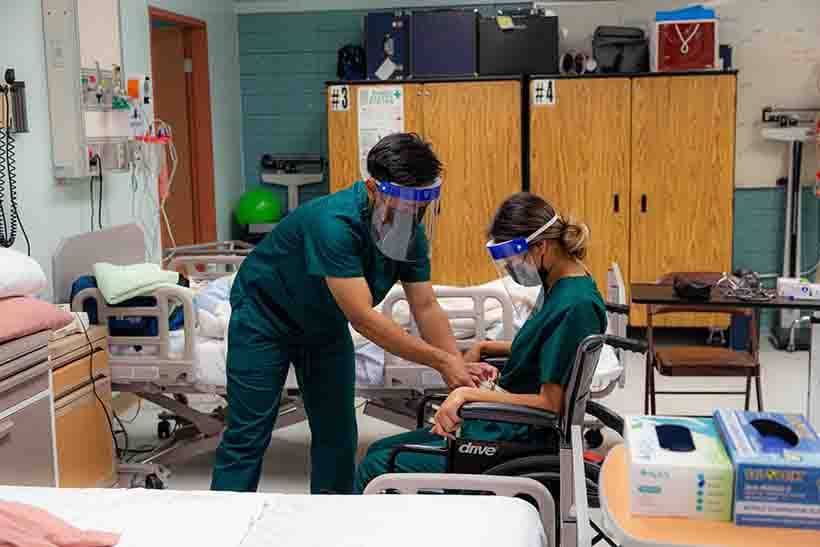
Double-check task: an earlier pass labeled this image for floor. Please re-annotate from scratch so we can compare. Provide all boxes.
[119,335,813,493]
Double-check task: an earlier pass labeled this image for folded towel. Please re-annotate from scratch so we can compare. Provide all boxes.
[92,263,180,305]
[0,501,120,547]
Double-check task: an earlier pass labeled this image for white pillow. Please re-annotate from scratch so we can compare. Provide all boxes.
[0,247,47,298]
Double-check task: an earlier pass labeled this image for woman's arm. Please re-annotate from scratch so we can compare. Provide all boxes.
[431,384,563,438]
[463,340,513,362]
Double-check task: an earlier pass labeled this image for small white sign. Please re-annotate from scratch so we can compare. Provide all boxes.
[358,86,405,180]
[532,79,556,106]
[329,85,350,112]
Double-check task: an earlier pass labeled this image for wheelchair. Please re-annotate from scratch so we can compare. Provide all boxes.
[378,305,647,546]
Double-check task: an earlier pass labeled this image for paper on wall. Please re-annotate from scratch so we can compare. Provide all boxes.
[358,86,404,181]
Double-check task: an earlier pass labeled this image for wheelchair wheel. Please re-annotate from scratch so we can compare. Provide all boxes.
[483,455,602,508]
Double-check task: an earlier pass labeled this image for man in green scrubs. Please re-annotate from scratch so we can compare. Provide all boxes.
[211,133,488,494]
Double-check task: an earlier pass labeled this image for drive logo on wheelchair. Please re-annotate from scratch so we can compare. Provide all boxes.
[458,442,498,457]
[451,439,540,475]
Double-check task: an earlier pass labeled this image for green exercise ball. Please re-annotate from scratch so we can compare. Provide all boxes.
[235,188,283,226]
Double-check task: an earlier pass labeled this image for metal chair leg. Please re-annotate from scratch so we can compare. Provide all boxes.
[755,374,764,411]
[644,360,651,415]
[649,365,657,415]
[744,376,752,411]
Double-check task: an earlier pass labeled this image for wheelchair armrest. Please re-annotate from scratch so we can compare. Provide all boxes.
[602,334,647,354]
[605,302,629,317]
[387,444,448,473]
[416,393,449,429]
[482,357,508,369]
[458,402,558,429]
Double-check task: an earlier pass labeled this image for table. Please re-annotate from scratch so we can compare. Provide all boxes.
[599,444,820,546]
[631,283,820,431]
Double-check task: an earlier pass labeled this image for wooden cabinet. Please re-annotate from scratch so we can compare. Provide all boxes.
[530,73,736,327]
[328,80,521,286]
[49,327,117,488]
[530,78,631,294]
[629,75,736,327]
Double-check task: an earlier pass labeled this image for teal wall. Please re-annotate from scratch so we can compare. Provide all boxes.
[238,11,820,329]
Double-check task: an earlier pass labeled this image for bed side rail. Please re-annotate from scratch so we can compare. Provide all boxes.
[72,286,198,380]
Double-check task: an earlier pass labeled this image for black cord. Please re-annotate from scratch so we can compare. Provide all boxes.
[77,312,122,458]
[90,154,103,231]
[0,87,27,254]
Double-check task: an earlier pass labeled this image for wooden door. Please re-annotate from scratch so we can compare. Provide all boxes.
[530,78,631,294]
[422,81,522,286]
[151,26,196,248]
[327,84,424,193]
[630,75,736,326]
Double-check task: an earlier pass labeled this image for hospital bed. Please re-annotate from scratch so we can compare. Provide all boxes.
[52,224,627,486]
[0,484,550,547]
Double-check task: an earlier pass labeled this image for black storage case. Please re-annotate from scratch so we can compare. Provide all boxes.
[365,12,410,80]
[410,11,478,78]
[478,15,559,76]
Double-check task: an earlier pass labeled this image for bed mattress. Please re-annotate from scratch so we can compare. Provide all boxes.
[0,486,547,547]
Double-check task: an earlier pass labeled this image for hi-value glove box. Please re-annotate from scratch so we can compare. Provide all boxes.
[714,410,820,529]
[626,416,734,521]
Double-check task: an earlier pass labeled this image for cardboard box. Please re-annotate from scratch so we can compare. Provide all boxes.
[626,416,734,521]
[714,410,820,529]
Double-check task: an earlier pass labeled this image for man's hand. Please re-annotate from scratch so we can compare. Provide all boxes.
[439,355,476,389]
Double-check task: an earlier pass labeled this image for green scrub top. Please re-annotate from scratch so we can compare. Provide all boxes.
[462,276,607,442]
[233,182,431,343]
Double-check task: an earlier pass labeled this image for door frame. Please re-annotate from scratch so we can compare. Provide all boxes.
[148,6,217,244]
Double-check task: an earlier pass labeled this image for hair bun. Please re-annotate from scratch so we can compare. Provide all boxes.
[560,216,590,260]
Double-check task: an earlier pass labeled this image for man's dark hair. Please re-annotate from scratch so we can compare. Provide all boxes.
[366,133,442,186]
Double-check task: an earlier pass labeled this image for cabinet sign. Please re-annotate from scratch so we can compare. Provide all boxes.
[532,79,556,106]
[329,85,350,112]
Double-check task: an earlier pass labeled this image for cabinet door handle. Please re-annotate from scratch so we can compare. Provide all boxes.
[641,194,648,213]
[424,90,431,97]
[613,193,620,213]
[417,90,423,96]
[0,420,14,441]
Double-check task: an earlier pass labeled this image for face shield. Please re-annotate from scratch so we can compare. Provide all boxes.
[486,215,561,322]
[370,179,441,262]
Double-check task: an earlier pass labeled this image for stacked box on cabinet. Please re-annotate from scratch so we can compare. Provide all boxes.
[478,14,559,76]
[410,10,478,78]
[365,12,410,81]
[652,5,719,72]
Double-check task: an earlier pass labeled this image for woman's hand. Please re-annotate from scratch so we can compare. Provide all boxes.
[465,362,498,385]
[431,388,468,439]
[462,341,484,364]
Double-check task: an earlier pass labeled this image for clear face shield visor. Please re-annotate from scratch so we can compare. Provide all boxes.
[370,179,442,262]
[486,215,561,323]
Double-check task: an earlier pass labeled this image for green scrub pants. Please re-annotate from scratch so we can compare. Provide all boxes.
[354,428,447,493]
[211,298,357,494]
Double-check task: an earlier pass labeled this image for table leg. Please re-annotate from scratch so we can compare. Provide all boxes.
[808,313,820,429]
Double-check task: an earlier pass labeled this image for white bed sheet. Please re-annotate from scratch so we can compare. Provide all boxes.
[0,487,547,547]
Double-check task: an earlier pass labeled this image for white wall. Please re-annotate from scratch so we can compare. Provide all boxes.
[0,0,242,301]
[624,0,820,188]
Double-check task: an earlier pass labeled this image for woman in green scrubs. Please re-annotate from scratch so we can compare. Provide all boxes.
[354,192,606,493]
[211,134,494,494]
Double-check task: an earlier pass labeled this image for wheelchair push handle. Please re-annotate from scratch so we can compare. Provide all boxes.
[602,334,647,354]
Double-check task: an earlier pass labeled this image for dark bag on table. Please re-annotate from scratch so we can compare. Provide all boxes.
[592,26,649,74]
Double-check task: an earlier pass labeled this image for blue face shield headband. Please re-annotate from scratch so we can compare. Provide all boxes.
[370,178,442,262]
[486,215,562,287]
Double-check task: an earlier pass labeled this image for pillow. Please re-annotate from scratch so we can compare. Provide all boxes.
[0,297,74,344]
[0,248,47,298]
